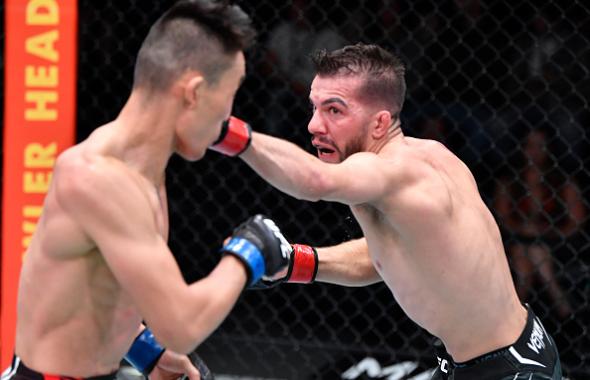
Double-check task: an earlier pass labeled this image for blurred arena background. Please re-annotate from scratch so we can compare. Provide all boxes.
[2,0,589,379]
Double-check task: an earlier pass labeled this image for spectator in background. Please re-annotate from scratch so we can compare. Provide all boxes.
[510,12,587,164]
[493,126,586,320]
[260,0,346,134]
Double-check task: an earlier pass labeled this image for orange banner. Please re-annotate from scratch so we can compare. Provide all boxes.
[2,0,77,368]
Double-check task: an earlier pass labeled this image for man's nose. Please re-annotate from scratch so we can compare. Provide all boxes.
[307,111,325,135]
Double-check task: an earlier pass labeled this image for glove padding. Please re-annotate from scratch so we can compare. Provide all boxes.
[250,244,318,289]
[222,214,290,286]
[209,116,251,156]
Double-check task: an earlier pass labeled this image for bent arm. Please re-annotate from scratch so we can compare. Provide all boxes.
[56,157,247,354]
[316,238,381,286]
[242,132,394,205]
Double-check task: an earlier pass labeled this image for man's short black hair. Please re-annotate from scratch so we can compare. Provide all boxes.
[312,43,406,118]
[134,0,256,91]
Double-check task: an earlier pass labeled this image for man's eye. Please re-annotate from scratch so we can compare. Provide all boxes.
[329,107,340,114]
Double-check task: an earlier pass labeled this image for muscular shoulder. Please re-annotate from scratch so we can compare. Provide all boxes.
[398,138,473,181]
[53,148,151,222]
[372,142,435,189]
[56,149,133,193]
[380,140,460,214]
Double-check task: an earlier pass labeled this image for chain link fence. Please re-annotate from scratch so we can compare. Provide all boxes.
[6,0,590,378]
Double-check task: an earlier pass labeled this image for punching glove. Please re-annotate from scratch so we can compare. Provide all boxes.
[209,116,251,156]
[221,214,290,286]
[250,243,318,289]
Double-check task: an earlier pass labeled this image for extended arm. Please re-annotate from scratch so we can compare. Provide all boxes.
[241,132,324,201]
[241,132,394,205]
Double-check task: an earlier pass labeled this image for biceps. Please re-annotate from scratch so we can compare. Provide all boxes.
[97,232,185,308]
[324,169,388,204]
[101,234,173,281]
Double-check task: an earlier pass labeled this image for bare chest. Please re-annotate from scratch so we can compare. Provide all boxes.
[350,204,402,271]
[349,204,443,314]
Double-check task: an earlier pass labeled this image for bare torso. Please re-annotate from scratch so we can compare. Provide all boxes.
[351,137,526,362]
[15,126,169,376]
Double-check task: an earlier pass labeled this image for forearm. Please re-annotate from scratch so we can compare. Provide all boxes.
[315,238,381,286]
[241,132,326,201]
[156,255,247,353]
[186,255,247,350]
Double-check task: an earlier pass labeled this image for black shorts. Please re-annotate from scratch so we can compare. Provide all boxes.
[431,306,562,380]
[1,356,116,380]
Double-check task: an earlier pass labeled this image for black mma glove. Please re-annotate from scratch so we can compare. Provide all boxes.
[250,243,318,289]
[221,214,290,286]
[209,116,251,156]
[180,351,214,380]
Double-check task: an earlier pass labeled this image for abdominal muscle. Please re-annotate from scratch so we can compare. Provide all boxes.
[354,205,526,362]
[16,243,142,376]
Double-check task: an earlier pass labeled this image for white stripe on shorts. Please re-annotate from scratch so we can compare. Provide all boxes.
[1,357,21,380]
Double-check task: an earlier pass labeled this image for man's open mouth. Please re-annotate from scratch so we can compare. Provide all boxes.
[317,147,335,154]
[312,139,339,161]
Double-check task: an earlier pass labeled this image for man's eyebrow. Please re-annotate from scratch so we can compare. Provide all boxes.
[321,97,348,107]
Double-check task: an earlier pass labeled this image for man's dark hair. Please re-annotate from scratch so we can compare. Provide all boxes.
[133,0,256,91]
[312,43,406,118]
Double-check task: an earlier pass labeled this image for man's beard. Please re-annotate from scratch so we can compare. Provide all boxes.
[340,125,368,161]
[341,136,365,161]
[313,125,368,163]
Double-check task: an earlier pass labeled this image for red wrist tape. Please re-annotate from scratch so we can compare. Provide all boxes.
[288,244,318,283]
[210,116,252,156]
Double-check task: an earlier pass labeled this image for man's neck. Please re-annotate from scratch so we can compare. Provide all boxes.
[368,123,404,155]
[110,90,178,186]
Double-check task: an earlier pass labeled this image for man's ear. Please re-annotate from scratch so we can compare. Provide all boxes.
[372,111,393,139]
[184,74,205,108]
